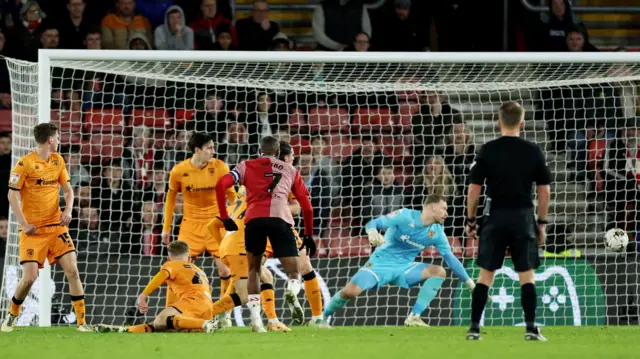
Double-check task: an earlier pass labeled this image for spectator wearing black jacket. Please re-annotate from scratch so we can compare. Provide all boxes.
[362,161,404,221]
[56,0,93,49]
[373,0,428,52]
[236,0,280,51]
[8,1,46,61]
[340,136,383,216]
[538,0,588,51]
[192,91,235,143]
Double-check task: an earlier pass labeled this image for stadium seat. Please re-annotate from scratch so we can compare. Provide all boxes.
[79,140,92,164]
[395,90,420,103]
[397,102,420,133]
[326,134,359,160]
[90,134,124,163]
[0,109,10,132]
[393,166,414,186]
[353,107,395,135]
[307,107,350,134]
[290,136,311,155]
[84,109,125,133]
[465,238,479,258]
[346,237,372,257]
[315,238,330,258]
[449,237,464,257]
[287,109,307,134]
[60,133,81,146]
[174,109,196,128]
[382,136,412,164]
[131,108,170,129]
[51,110,82,133]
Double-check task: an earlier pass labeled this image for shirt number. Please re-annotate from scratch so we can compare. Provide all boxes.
[264,173,282,193]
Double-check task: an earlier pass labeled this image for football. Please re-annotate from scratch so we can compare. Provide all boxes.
[605,228,629,252]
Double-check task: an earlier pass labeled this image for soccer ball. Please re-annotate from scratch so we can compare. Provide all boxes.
[605,228,629,252]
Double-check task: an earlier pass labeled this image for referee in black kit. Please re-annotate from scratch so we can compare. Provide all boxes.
[465,101,551,341]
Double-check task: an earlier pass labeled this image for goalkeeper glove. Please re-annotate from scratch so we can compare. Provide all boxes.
[367,228,386,247]
[217,216,238,232]
[299,235,317,257]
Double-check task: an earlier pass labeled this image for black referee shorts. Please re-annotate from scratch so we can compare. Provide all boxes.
[244,217,299,258]
[477,208,540,272]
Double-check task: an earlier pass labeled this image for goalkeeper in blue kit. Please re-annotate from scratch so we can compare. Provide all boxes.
[322,194,476,326]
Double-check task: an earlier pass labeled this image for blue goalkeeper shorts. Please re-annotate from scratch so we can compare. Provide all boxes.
[349,261,429,290]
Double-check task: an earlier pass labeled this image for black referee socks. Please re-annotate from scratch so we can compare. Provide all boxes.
[470,283,489,329]
[521,283,537,330]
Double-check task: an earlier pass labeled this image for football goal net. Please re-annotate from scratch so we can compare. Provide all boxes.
[1,50,639,327]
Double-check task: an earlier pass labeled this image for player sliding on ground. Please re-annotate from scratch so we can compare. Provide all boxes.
[95,241,219,333]
[1,123,90,332]
[162,132,236,328]
[214,136,316,332]
[321,194,475,327]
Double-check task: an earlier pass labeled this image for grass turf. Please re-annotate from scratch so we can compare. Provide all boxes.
[1,326,639,359]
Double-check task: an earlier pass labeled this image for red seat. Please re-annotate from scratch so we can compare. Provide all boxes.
[59,133,81,145]
[353,107,395,135]
[396,91,420,103]
[287,110,307,135]
[174,109,196,128]
[0,110,11,132]
[346,237,372,257]
[465,238,479,258]
[90,134,124,162]
[132,109,169,129]
[394,166,413,186]
[84,109,125,133]
[327,134,358,160]
[449,237,463,257]
[290,136,311,155]
[51,110,82,133]
[307,107,350,134]
[315,238,330,258]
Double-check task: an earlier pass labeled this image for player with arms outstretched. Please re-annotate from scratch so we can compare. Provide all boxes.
[162,132,236,327]
[214,136,316,332]
[95,241,219,333]
[1,123,90,332]
[321,194,475,326]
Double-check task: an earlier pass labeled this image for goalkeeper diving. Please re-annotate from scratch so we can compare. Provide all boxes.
[321,194,475,326]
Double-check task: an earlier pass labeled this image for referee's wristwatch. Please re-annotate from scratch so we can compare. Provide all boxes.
[536,218,548,225]
[465,217,477,229]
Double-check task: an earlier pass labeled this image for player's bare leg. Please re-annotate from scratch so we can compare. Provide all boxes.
[468,268,495,340]
[321,282,364,321]
[1,262,38,332]
[405,265,446,328]
[259,265,291,332]
[58,252,91,332]
[279,256,304,324]
[520,270,546,341]
[246,251,267,332]
[298,248,329,328]
[213,257,233,328]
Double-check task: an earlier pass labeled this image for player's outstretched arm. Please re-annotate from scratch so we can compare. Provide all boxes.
[137,270,170,313]
[434,231,474,290]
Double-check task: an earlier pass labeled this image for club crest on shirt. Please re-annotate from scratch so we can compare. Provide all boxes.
[387,210,400,218]
[52,159,59,167]
[208,168,215,175]
[428,230,435,238]
[183,173,189,177]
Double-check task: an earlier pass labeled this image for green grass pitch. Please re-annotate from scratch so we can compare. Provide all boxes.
[2,326,640,359]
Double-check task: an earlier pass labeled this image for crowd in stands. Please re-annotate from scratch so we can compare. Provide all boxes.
[0,0,638,263]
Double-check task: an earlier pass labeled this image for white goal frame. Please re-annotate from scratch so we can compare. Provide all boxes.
[21,49,640,326]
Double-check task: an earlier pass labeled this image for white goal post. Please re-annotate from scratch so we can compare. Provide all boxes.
[2,50,640,327]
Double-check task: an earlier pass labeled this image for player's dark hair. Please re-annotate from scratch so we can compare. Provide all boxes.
[0,131,10,139]
[168,240,190,257]
[188,132,213,153]
[260,136,280,156]
[278,141,292,161]
[33,123,59,145]
[499,101,524,128]
[424,193,447,206]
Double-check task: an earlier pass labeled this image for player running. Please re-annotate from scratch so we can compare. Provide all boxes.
[465,101,551,341]
[214,136,316,333]
[162,132,236,327]
[95,241,219,333]
[1,123,90,332]
[321,194,475,327]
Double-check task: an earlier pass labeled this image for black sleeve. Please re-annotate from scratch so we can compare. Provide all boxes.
[469,146,487,185]
[533,146,552,185]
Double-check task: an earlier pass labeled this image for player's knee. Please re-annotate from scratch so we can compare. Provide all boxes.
[298,256,313,275]
[153,316,167,330]
[518,270,535,285]
[341,284,361,299]
[21,272,38,288]
[260,266,273,284]
[63,267,80,282]
[427,265,446,279]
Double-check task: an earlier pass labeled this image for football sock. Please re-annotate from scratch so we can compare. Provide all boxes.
[302,271,323,317]
[247,294,262,324]
[220,275,231,299]
[411,276,444,316]
[260,283,277,321]
[170,315,206,330]
[70,295,86,325]
[165,288,178,308]
[322,290,350,317]
[212,293,242,316]
[470,283,490,330]
[9,296,24,317]
[521,283,537,330]
[286,279,301,296]
[127,323,155,333]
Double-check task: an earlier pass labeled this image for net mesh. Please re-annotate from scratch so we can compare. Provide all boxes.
[2,55,639,327]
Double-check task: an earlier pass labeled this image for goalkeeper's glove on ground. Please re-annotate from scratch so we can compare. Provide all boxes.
[367,228,386,247]
[299,235,317,257]
[217,216,238,232]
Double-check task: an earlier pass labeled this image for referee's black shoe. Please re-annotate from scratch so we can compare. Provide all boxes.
[466,328,481,340]
[525,327,548,342]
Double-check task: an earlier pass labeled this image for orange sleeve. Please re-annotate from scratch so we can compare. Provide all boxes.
[207,219,225,245]
[163,169,180,232]
[58,156,70,185]
[8,158,29,190]
[142,268,171,295]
